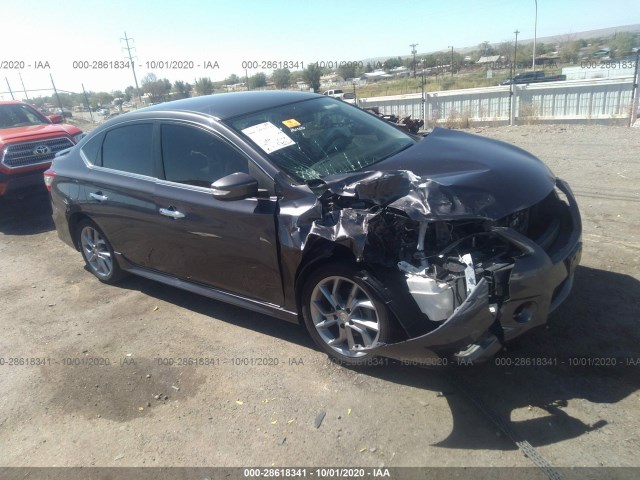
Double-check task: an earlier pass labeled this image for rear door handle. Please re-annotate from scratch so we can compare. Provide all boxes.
[159,207,185,219]
[90,192,108,202]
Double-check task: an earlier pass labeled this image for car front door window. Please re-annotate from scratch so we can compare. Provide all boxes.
[161,124,248,187]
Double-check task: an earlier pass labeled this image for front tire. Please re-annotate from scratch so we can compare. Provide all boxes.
[302,263,391,366]
[76,219,124,284]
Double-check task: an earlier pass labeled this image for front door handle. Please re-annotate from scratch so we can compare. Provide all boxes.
[159,207,185,219]
[90,192,108,202]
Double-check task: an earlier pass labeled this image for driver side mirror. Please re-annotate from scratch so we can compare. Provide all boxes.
[211,172,258,201]
[48,114,63,124]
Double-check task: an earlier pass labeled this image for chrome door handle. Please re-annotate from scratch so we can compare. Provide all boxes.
[90,192,108,202]
[159,207,185,219]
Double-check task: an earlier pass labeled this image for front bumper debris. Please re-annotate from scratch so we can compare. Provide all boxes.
[361,179,582,364]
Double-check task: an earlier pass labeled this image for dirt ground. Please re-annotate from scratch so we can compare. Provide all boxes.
[0,125,639,477]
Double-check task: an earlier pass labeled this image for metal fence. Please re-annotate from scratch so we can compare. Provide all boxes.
[359,76,636,126]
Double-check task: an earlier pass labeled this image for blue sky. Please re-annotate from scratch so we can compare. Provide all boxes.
[1,0,638,96]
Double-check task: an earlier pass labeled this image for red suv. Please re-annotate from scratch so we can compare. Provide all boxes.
[0,101,84,197]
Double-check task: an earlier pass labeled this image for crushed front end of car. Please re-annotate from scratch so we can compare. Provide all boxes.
[362,177,581,364]
[289,129,582,364]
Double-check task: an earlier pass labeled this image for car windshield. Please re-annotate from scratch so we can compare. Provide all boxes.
[227,97,415,184]
[0,104,48,128]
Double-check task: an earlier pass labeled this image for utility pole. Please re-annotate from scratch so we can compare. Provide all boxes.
[81,83,94,123]
[18,72,29,101]
[513,30,520,73]
[121,32,141,105]
[532,0,538,70]
[629,48,640,127]
[448,46,454,76]
[410,43,418,77]
[50,74,65,115]
[510,30,520,126]
[5,77,15,100]
[420,71,426,127]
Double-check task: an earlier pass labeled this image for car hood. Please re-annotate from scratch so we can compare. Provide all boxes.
[319,127,556,221]
[0,124,79,142]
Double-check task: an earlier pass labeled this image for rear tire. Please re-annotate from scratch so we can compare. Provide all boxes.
[301,263,391,366]
[76,219,124,284]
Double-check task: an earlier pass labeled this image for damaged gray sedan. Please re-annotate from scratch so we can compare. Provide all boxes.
[47,91,582,366]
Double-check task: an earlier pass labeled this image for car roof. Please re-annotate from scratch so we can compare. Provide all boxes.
[139,91,323,120]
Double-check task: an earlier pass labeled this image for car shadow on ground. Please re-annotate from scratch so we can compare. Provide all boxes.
[365,264,640,450]
[105,264,639,452]
[0,189,54,235]
[114,273,315,350]
[112,273,457,416]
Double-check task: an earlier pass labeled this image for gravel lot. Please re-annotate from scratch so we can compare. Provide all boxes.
[0,125,639,476]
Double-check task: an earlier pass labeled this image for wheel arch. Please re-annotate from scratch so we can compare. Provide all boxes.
[295,237,433,342]
[68,212,93,250]
[294,238,358,319]
[293,238,409,340]
[298,257,395,365]
[73,215,125,283]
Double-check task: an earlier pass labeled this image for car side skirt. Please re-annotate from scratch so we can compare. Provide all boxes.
[118,255,299,324]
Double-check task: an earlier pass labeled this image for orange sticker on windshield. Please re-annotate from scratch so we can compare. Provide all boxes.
[282,118,301,128]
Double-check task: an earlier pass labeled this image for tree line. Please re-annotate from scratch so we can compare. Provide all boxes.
[31,30,638,109]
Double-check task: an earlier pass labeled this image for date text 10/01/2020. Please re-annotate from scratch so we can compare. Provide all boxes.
[243,468,391,478]
[71,60,220,70]
[4,356,638,368]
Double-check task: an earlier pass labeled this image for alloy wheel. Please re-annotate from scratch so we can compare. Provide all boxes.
[80,225,113,278]
[309,276,382,358]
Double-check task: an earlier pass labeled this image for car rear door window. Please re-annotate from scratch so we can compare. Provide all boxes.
[160,124,248,187]
[101,123,154,176]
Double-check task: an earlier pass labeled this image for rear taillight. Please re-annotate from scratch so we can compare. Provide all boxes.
[43,169,57,192]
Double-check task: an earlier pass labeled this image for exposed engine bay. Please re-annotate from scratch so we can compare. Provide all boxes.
[299,168,581,362]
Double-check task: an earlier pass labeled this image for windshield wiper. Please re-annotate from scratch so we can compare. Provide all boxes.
[305,178,326,188]
[376,141,415,163]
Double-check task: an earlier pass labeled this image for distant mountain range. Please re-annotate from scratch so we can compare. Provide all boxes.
[515,23,640,47]
[361,24,640,63]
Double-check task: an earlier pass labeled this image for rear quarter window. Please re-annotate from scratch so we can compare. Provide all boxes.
[80,132,104,165]
[101,123,154,176]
